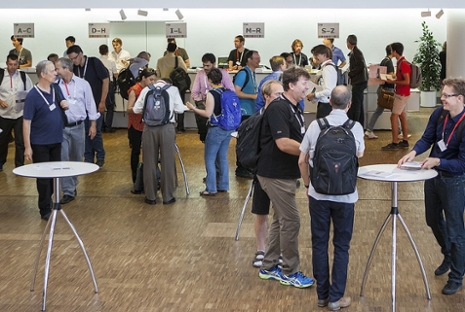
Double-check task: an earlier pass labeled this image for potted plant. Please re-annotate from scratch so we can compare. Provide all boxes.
[413,21,442,107]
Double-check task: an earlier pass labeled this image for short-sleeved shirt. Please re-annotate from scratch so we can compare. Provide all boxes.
[290,52,309,67]
[128,83,144,132]
[9,48,32,67]
[300,109,365,203]
[256,96,305,179]
[23,86,63,145]
[228,48,250,68]
[380,57,395,89]
[234,66,256,116]
[396,56,411,96]
[72,56,109,108]
[0,70,33,119]
[331,46,346,66]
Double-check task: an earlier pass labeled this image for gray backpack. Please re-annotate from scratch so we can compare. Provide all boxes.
[142,84,172,127]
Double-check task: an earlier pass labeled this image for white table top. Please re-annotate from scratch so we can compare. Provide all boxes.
[13,161,99,179]
[358,164,438,183]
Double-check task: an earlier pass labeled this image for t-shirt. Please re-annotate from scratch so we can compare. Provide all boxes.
[256,96,304,179]
[331,46,346,66]
[128,83,144,132]
[72,56,109,108]
[23,86,63,145]
[290,52,309,67]
[164,48,189,63]
[234,66,256,116]
[396,57,411,96]
[380,57,394,89]
[209,87,224,117]
[227,48,250,68]
[9,48,32,67]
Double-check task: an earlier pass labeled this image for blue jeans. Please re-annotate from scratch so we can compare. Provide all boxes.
[61,123,85,196]
[309,196,354,302]
[84,115,105,163]
[425,174,465,284]
[204,126,232,193]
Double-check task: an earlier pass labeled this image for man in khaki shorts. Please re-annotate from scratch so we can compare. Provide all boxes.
[382,42,411,151]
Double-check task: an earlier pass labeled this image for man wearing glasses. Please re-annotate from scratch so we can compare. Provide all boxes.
[398,78,465,296]
[67,45,109,167]
[382,42,410,151]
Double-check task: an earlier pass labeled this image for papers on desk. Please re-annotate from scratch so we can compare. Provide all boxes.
[400,161,422,170]
[360,170,398,179]
[34,164,73,171]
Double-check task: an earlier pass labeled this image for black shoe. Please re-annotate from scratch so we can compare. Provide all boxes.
[61,195,75,204]
[235,168,254,179]
[177,129,185,134]
[442,281,462,295]
[435,259,451,276]
[131,189,142,194]
[144,197,156,205]
[381,142,400,151]
[163,198,176,205]
[96,159,105,167]
[41,212,51,221]
[398,140,409,149]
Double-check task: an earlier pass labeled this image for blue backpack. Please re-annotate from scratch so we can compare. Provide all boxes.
[210,88,242,131]
[142,84,172,127]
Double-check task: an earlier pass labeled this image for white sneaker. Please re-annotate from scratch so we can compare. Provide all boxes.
[365,130,378,139]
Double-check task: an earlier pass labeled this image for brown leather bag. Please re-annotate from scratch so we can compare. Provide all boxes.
[377,89,395,110]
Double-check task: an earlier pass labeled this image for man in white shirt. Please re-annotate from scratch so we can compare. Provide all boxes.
[0,54,33,171]
[110,38,131,72]
[99,44,118,133]
[55,57,100,204]
[132,79,188,205]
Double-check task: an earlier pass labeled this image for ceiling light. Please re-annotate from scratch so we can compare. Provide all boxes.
[421,10,431,17]
[436,9,444,19]
[138,9,148,17]
[175,9,183,20]
[120,9,127,21]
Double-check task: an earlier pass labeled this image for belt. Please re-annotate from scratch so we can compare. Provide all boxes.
[437,170,457,178]
[65,120,83,128]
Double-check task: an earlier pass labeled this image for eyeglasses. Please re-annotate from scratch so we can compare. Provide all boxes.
[69,53,80,61]
[441,93,460,98]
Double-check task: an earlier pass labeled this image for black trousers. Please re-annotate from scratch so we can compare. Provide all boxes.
[0,116,24,168]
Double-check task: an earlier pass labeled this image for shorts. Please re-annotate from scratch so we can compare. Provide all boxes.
[251,178,271,215]
[392,94,409,115]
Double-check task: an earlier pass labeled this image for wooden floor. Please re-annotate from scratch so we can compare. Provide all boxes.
[1,108,465,312]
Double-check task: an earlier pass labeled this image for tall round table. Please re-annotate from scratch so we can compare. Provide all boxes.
[358,164,437,312]
[13,161,99,311]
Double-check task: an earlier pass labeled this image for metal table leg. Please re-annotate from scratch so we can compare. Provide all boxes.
[235,181,255,241]
[174,143,189,195]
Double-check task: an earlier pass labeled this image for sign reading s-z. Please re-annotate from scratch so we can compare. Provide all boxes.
[317,23,339,39]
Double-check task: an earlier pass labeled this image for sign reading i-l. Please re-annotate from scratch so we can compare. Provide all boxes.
[88,23,110,38]
[166,23,187,38]
[243,23,265,38]
[14,23,34,38]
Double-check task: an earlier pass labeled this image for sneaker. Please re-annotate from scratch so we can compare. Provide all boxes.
[259,266,283,282]
[435,259,451,276]
[280,271,314,288]
[365,130,378,139]
[381,143,400,151]
[398,140,409,149]
[318,298,329,307]
[442,281,462,295]
[328,297,351,311]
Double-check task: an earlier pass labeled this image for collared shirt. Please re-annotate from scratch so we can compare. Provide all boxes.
[57,75,100,123]
[133,81,188,123]
[110,49,131,72]
[413,107,465,175]
[156,53,188,79]
[0,70,33,119]
[99,55,118,79]
[191,68,234,102]
[300,109,365,203]
[315,60,337,104]
[255,70,282,111]
[331,46,346,66]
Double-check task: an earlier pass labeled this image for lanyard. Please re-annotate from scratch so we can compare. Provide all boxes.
[34,85,55,106]
[236,49,244,65]
[283,95,304,129]
[78,57,88,79]
[293,53,301,66]
[63,79,76,99]
[442,113,465,146]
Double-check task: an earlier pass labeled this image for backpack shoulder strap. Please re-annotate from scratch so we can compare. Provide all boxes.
[436,108,449,127]
[239,68,250,91]
[19,71,27,90]
[0,68,4,85]
[175,55,179,69]
[456,111,465,143]
[316,117,330,130]
[342,119,356,130]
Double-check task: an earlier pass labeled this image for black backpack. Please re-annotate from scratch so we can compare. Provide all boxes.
[0,68,27,90]
[170,57,191,94]
[310,118,358,195]
[117,68,136,100]
[236,108,264,172]
[322,63,348,86]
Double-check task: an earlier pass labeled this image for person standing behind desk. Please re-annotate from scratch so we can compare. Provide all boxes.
[110,38,131,73]
[23,60,67,221]
[398,78,465,296]
[290,39,309,68]
[323,38,347,69]
[164,38,190,68]
[228,35,249,71]
[9,36,32,68]
[0,54,33,171]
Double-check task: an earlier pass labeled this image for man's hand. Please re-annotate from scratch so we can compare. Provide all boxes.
[421,157,440,170]
[307,93,315,101]
[397,151,416,168]
[98,101,105,113]
[24,147,33,162]
[89,124,97,140]
[60,100,69,110]
[0,100,8,108]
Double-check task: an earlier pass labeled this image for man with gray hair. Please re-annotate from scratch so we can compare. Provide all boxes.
[298,85,364,310]
[55,57,100,204]
[23,60,67,220]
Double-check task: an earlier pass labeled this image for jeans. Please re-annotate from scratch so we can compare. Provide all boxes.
[60,123,85,196]
[309,196,354,302]
[84,115,105,163]
[204,126,232,192]
[348,81,367,127]
[425,174,465,284]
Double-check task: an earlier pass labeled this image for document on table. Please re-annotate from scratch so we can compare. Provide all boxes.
[400,161,422,170]
[361,170,398,179]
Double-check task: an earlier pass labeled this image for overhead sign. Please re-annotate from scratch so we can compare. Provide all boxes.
[317,23,339,39]
[14,23,34,38]
[166,23,187,38]
[243,23,265,38]
[89,23,110,38]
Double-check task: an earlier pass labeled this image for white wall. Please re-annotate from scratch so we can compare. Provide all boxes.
[0,8,447,68]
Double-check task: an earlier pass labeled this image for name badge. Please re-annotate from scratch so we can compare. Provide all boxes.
[301,126,306,135]
[49,103,56,111]
[438,139,447,152]
[236,61,241,66]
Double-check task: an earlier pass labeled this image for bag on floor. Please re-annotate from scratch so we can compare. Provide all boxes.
[210,88,242,131]
[310,118,358,195]
[377,89,395,110]
[133,162,161,193]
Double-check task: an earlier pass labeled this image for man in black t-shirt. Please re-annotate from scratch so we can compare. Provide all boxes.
[256,67,314,288]
[227,35,250,71]
[67,45,109,167]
